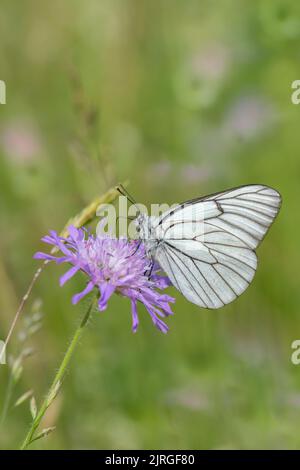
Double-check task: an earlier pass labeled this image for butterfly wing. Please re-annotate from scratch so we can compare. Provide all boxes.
[152,185,281,309]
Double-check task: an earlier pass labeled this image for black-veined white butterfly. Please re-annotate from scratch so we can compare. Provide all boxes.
[118,184,282,309]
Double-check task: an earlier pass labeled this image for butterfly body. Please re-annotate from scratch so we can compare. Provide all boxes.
[136,185,281,309]
[136,214,161,256]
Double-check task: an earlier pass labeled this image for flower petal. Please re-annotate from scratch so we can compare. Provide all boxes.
[48,231,72,256]
[68,225,85,242]
[72,281,94,304]
[41,235,57,245]
[60,265,80,286]
[159,302,174,316]
[144,302,169,334]
[152,275,173,289]
[33,252,56,260]
[33,252,69,264]
[98,283,115,311]
[130,299,139,333]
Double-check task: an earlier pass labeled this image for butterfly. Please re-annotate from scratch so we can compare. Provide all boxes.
[118,184,282,309]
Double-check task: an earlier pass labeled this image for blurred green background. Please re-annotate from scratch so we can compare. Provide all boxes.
[0,0,300,450]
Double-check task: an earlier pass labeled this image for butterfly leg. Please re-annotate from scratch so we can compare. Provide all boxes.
[144,259,154,280]
[125,239,142,258]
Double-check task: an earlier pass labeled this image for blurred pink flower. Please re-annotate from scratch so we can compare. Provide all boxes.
[165,386,211,411]
[1,121,41,163]
[174,43,232,109]
[223,94,276,140]
[146,159,172,185]
[191,43,231,81]
[286,393,300,409]
[180,163,212,184]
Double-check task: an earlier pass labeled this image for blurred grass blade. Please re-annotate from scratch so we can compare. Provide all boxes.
[14,390,34,408]
[46,380,61,408]
[30,396,37,420]
[30,427,56,444]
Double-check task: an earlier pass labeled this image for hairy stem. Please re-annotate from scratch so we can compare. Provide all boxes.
[20,297,96,450]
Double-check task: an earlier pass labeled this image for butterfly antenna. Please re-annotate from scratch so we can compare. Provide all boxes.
[116,184,140,214]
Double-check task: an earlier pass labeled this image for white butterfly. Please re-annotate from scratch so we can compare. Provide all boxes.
[135,184,281,309]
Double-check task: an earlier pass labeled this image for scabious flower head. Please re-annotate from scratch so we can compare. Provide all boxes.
[34,226,175,333]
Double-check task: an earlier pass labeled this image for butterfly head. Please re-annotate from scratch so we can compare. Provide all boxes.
[135,214,156,241]
[135,213,147,239]
[135,214,158,258]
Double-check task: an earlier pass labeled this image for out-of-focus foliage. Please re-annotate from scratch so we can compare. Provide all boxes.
[0,0,300,449]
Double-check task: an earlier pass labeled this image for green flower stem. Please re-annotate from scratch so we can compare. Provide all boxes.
[20,297,96,450]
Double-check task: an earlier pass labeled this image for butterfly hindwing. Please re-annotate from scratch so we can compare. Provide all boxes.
[151,185,281,309]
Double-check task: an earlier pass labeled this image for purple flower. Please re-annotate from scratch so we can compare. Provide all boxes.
[34,226,175,333]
